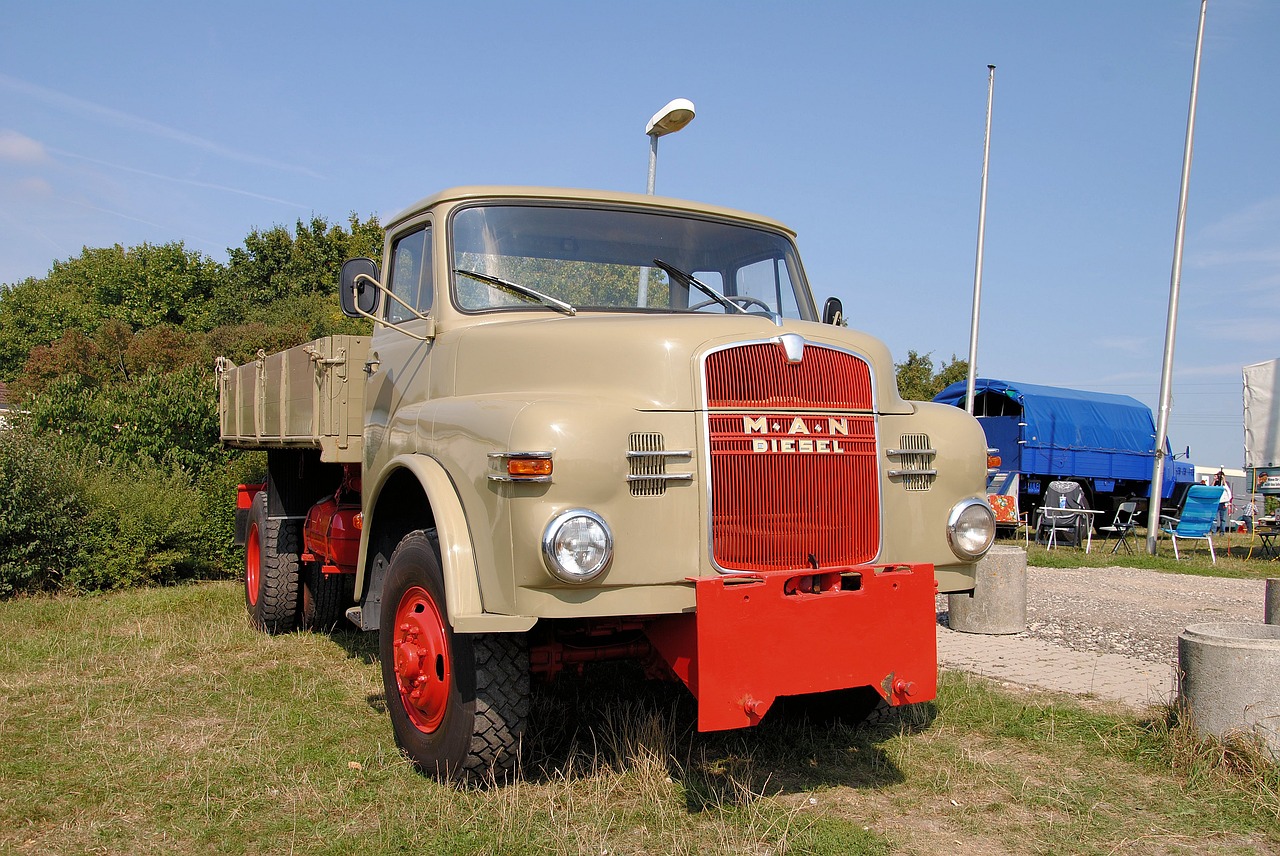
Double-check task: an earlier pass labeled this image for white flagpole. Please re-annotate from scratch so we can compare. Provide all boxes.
[965,65,996,415]
[1147,0,1209,554]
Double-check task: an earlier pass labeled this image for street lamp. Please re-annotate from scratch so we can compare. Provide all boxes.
[639,99,695,307]
[645,98,695,195]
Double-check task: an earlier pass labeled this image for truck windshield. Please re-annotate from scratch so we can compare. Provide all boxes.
[450,203,812,319]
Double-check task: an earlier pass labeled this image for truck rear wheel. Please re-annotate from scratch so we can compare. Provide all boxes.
[244,491,301,634]
[301,566,354,632]
[379,530,529,781]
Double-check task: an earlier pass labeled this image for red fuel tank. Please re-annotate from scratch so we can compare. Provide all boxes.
[303,497,361,573]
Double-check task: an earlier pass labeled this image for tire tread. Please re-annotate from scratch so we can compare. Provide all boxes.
[247,491,301,634]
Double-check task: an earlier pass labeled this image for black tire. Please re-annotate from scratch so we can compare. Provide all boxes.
[244,490,301,634]
[301,565,354,632]
[379,530,529,781]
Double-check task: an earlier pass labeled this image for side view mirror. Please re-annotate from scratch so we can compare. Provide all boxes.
[340,258,381,318]
[822,297,845,326]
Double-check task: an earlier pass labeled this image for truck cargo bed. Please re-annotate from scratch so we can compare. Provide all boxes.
[217,336,369,463]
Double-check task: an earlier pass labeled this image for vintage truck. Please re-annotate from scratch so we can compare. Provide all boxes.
[217,186,995,780]
[932,378,1196,523]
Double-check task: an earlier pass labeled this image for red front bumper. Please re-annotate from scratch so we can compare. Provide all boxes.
[645,563,938,731]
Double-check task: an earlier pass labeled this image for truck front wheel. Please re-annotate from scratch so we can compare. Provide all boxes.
[244,490,301,634]
[379,530,529,781]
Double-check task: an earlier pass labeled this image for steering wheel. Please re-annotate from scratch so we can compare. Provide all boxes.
[688,295,773,313]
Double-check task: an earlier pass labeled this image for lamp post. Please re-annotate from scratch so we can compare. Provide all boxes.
[639,98,695,306]
[645,98,695,195]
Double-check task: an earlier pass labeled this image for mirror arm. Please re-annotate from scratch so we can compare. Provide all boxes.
[351,274,434,342]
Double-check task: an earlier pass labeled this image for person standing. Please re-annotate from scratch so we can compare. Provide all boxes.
[1213,471,1233,534]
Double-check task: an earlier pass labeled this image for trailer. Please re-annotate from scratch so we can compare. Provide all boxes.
[933,378,1196,523]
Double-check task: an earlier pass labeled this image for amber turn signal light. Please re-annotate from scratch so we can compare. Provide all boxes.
[509,458,553,478]
[986,454,1001,470]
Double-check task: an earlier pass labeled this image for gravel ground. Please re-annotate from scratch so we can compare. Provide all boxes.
[1018,565,1268,664]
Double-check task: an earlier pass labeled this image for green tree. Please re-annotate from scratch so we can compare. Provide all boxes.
[217,214,383,330]
[896,350,968,401]
[0,243,220,379]
[0,273,95,379]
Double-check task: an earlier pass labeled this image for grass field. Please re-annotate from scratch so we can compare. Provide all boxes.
[1,581,1277,855]
[1015,528,1280,580]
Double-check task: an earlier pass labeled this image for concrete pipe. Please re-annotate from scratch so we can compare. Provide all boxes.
[1178,622,1280,760]
[948,545,1027,635]
[1266,579,1279,625]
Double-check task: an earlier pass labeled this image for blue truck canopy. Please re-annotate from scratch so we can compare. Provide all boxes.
[933,378,1161,456]
[932,379,1193,500]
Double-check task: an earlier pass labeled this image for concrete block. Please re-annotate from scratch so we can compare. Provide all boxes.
[948,545,1027,635]
[1178,622,1280,759]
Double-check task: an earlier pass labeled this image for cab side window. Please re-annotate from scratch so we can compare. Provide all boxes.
[387,226,433,323]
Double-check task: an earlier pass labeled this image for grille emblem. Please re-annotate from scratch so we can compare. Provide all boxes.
[776,333,805,364]
[742,415,852,454]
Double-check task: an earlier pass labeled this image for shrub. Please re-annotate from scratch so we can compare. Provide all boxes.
[26,365,227,476]
[0,419,240,596]
[68,455,229,591]
[0,420,85,595]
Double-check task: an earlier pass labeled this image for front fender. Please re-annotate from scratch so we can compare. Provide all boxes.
[358,453,536,633]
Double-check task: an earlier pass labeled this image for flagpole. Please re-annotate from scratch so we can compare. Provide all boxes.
[1147,0,1208,553]
[965,65,996,415]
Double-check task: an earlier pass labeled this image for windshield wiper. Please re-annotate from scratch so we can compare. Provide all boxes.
[454,268,577,316]
[651,258,747,314]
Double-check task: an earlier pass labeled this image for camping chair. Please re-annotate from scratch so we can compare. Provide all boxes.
[1097,501,1139,554]
[1158,484,1223,564]
[1036,480,1087,549]
[988,493,1029,545]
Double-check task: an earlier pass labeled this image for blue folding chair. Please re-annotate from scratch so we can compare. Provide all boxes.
[1159,484,1225,564]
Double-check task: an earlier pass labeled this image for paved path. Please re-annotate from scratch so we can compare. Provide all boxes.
[936,623,1178,709]
[934,564,1268,710]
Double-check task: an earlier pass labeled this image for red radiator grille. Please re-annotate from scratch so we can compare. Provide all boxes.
[704,343,873,410]
[707,412,880,571]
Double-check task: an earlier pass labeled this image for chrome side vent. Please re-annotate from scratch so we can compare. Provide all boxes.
[887,433,936,491]
[627,433,693,496]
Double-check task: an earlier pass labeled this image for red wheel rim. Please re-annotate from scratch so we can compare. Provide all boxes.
[246,523,261,607]
[392,585,451,732]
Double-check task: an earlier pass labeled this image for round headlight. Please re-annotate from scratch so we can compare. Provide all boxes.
[947,498,996,560]
[542,509,613,583]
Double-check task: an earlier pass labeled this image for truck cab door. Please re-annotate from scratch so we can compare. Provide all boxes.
[364,219,436,468]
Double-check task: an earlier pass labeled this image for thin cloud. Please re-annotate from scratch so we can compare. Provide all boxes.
[16,176,54,197]
[1192,196,1280,268]
[59,196,224,253]
[0,73,324,179]
[0,129,49,163]
[1091,335,1151,356]
[0,205,66,258]
[51,148,311,209]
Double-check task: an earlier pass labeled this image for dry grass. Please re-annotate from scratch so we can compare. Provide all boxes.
[1,582,1277,855]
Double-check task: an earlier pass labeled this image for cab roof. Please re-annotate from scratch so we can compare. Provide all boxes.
[387,186,796,237]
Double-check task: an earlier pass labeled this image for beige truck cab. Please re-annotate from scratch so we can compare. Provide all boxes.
[218,186,995,780]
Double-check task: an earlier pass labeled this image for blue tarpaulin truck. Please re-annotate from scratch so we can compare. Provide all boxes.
[933,378,1196,522]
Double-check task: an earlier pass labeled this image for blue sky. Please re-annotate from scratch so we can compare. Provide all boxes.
[1,1,1276,472]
